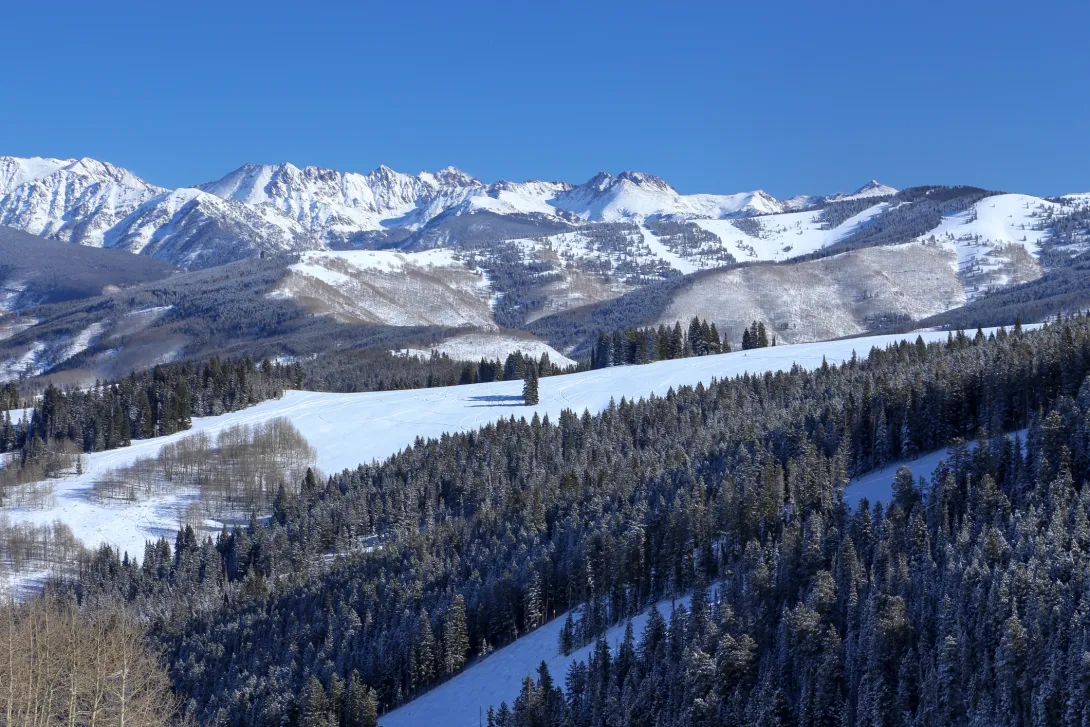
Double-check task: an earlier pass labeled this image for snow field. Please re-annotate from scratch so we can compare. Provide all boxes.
[1,327,1021,565]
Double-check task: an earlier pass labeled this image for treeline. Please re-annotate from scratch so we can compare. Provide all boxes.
[592,317,728,368]
[591,318,776,368]
[1,346,576,488]
[645,220,736,267]
[819,195,895,230]
[1,382,24,410]
[61,316,1090,726]
[299,345,574,393]
[0,357,299,461]
[828,185,995,252]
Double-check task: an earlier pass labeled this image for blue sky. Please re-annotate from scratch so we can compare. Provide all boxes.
[3,0,1086,197]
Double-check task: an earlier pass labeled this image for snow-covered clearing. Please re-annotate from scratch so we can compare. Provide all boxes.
[844,429,1027,508]
[2,327,1020,566]
[381,588,707,727]
[917,194,1057,258]
[0,342,45,382]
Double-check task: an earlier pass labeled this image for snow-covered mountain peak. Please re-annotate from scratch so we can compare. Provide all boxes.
[828,180,898,202]
[616,171,675,191]
[0,156,165,247]
[0,156,74,194]
[427,165,481,188]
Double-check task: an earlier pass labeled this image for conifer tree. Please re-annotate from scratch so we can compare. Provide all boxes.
[443,595,470,675]
[524,366,539,406]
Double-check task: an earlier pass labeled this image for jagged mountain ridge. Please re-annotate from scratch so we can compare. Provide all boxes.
[0,155,894,268]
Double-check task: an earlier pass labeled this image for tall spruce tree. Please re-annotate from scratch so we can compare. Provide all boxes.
[523,366,539,405]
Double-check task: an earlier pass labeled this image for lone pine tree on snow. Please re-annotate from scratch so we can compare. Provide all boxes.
[523,366,539,405]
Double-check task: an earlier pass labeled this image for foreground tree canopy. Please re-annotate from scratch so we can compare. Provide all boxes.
[0,596,176,727]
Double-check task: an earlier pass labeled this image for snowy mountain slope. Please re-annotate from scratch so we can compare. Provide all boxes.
[0,156,71,193]
[381,589,705,727]
[913,193,1059,296]
[656,241,964,345]
[7,155,888,269]
[827,179,898,202]
[272,249,496,328]
[0,157,164,247]
[2,326,1018,566]
[692,203,891,262]
[844,429,1027,509]
[0,319,111,383]
[550,171,784,222]
[102,187,313,267]
[198,162,484,238]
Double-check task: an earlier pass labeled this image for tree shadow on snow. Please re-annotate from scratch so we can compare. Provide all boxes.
[466,394,526,408]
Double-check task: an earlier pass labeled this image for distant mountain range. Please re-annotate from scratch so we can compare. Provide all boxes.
[3,154,1088,386]
[0,156,896,268]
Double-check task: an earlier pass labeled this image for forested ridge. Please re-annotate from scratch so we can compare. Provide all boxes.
[0,348,573,486]
[58,316,1090,727]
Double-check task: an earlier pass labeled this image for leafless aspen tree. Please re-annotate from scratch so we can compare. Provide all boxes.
[0,596,176,726]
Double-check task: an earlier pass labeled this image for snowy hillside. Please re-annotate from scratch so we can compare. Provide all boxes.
[692,202,891,262]
[382,419,1030,726]
[0,157,163,247]
[381,589,705,727]
[914,193,1058,297]
[2,327,1018,566]
[105,187,314,266]
[657,240,965,345]
[198,162,484,238]
[827,179,898,202]
[272,249,497,328]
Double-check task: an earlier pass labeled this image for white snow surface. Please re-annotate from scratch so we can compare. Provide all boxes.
[918,193,1059,261]
[845,429,1028,509]
[3,327,1018,566]
[381,588,707,727]
[693,203,890,262]
[551,171,783,222]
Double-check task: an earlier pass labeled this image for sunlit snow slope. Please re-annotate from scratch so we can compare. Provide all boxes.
[381,589,707,727]
[5,328,1018,562]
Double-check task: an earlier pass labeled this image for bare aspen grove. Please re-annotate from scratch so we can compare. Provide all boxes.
[0,596,176,727]
[92,418,317,519]
[0,517,86,584]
